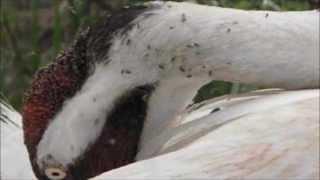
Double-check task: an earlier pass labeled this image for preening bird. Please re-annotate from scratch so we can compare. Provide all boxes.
[2,1,319,180]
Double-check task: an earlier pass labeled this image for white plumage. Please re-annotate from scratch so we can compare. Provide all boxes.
[0,103,36,179]
[1,1,319,179]
[95,89,319,179]
[1,89,319,179]
[37,2,319,169]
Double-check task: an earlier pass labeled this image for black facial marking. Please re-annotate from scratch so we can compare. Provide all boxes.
[69,85,155,179]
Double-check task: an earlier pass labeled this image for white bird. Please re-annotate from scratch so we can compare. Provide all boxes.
[94,89,320,179]
[1,1,319,180]
[1,89,319,179]
[0,102,36,179]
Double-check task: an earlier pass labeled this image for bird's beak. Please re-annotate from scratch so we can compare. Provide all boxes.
[44,167,67,180]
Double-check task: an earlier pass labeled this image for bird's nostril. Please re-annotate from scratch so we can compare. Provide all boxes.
[52,172,59,176]
[45,167,67,180]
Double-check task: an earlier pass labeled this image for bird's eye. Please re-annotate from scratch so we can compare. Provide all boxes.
[45,167,67,180]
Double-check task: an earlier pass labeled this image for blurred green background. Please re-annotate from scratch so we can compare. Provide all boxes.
[0,0,316,110]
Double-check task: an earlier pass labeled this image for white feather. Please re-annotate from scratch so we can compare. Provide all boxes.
[1,2,318,179]
[93,89,320,179]
[37,2,319,169]
[0,103,36,179]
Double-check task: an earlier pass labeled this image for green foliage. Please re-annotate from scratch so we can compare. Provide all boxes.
[0,0,313,110]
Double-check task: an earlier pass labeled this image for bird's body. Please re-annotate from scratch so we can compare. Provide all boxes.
[2,89,319,179]
[95,89,320,179]
[2,1,318,180]
[1,103,36,179]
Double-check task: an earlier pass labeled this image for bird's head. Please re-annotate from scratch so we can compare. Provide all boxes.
[22,5,156,180]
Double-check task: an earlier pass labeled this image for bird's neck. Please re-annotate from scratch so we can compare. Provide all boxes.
[33,1,319,174]
[36,64,149,169]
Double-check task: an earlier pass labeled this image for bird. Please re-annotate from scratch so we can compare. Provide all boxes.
[2,1,319,180]
[94,89,320,179]
[2,89,319,179]
[1,101,36,179]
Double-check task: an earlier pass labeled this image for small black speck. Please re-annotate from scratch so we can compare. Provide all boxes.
[147,45,151,50]
[187,43,200,48]
[233,21,238,25]
[93,97,97,102]
[202,65,206,69]
[226,62,232,65]
[186,74,192,78]
[186,44,193,48]
[171,56,176,62]
[169,26,174,30]
[158,64,165,70]
[121,69,132,74]
[179,66,186,72]
[47,154,53,159]
[227,28,231,33]
[265,13,269,18]
[126,39,131,45]
[181,13,187,22]
[210,107,221,114]
[208,70,213,76]
[94,119,100,125]
[186,103,193,109]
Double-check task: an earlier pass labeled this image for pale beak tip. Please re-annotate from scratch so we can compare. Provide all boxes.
[45,167,67,180]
